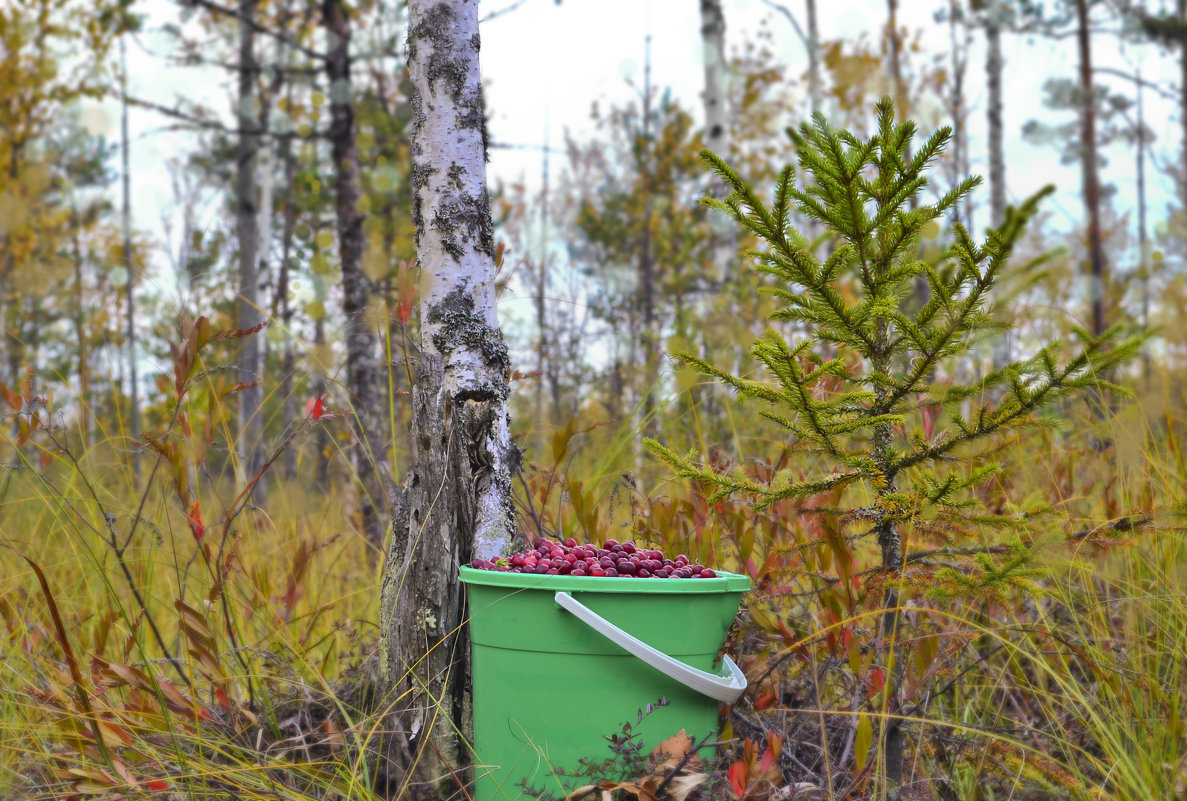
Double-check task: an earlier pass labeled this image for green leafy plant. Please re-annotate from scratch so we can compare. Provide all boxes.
[646,98,1146,795]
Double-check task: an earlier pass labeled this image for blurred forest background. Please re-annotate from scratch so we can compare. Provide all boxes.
[2,0,1187,799]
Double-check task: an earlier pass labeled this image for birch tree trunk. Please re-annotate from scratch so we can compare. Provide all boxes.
[380,0,518,793]
[235,0,266,499]
[324,0,385,547]
[986,0,1010,367]
[700,0,735,281]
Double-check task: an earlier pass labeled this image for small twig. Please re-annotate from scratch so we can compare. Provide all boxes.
[480,0,531,23]
[1069,514,1152,541]
[904,544,1012,564]
[758,0,809,46]
[180,0,325,60]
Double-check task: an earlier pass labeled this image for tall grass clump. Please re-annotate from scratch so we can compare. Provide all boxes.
[0,317,408,799]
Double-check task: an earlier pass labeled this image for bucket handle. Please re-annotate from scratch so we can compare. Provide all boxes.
[554,591,747,704]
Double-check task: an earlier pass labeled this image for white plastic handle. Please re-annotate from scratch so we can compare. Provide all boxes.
[554,591,747,704]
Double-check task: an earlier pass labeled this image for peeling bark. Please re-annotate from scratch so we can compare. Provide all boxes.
[381,0,518,795]
[324,0,385,547]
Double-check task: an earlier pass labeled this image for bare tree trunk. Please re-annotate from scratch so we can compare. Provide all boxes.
[701,0,735,282]
[324,0,385,548]
[887,0,906,114]
[1076,0,1106,338]
[985,0,1006,229]
[639,35,657,440]
[120,36,140,480]
[278,75,299,482]
[1136,69,1150,387]
[71,221,89,447]
[986,0,1010,368]
[534,130,550,453]
[806,0,821,112]
[1180,0,1187,211]
[236,0,266,502]
[947,0,970,230]
[380,1,519,794]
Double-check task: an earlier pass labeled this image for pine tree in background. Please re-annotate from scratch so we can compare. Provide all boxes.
[647,98,1145,796]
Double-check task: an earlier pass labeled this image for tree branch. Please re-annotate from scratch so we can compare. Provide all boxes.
[180,0,325,60]
[1092,66,1179,101]
[759,0,809,46]
[122,94,323,140]
[480,0,532,23]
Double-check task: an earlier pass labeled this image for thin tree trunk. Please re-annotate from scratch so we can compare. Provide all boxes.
[535,130,550,453]
[947,0,969,230]
[236,0,266,501]
[314,315,330,485]
[806,0,821,112]
[381,1,519,794]
[869,308,905,798]
[1136,69,1150,387]
[639,34,657,440]
[278,72,298,482]
[701,0,735,282]
[120,36,140,480]
[986,0,1010,367]
[1180,0,1187,212]
[986,0,1006,229]
[887,0,906,115]
[324,0,385,548]
[72,222,89,447]
[1076,0,1106,338]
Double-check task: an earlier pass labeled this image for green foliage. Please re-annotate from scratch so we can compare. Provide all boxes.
[648,98,1147,588]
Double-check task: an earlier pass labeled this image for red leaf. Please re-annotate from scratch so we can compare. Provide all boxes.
[225,380,262,396]
[187,501,204,541]
[145,780,169,791]
[214,686,230,711]
[304,396,324,421]
[921,402,940,440]
[728,760,748,798]
[0,382,21,412]
[869,666,886,692]
[754,692,777,711]
[396,259,416,325]
[210,320,268,341]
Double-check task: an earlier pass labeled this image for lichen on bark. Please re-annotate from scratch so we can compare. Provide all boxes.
[382,0,519,795]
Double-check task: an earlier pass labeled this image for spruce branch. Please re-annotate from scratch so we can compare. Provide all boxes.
[655,99,1145,608]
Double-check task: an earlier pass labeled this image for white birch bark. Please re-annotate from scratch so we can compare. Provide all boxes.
[380,0,517,790]
[700,0,735,281]
[404,0,516,560]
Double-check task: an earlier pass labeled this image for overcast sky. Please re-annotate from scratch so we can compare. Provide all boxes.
[100,0,1183,312]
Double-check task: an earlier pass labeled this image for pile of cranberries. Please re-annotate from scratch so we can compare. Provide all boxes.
[468,538,717,579]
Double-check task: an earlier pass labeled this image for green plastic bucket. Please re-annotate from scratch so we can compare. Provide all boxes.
[459,566,750,800]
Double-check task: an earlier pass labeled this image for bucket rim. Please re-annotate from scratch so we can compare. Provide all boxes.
[458,565,750,593]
